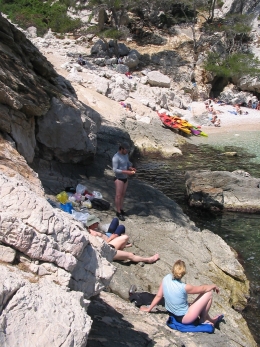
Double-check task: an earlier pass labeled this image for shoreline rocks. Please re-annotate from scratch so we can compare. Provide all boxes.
[185,170,260,212]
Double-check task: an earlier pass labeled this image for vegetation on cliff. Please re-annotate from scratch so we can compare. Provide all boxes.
[0,0,81,35]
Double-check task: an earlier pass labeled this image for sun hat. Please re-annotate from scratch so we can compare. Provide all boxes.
[86,214,100,227]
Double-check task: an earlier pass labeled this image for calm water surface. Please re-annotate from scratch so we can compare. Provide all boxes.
[135,130,260,344]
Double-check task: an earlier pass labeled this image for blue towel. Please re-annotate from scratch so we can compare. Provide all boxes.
[166,316,214,333]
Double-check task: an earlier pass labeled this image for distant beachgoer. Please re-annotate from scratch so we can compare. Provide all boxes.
[234,104,242,115]
[125,71,133,79]
[214,118,221,127]
[125,103,132,111]
[252,100,258,109]
[247,100,252,108]
[140,259,224,327]
[118,56,124,64]
[211,115,218,124]
[77,54,86,66]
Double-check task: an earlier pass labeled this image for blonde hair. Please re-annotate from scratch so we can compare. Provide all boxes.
[172,260,186,280]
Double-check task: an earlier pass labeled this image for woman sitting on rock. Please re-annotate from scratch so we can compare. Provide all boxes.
[140,259,223,326]
[86,215,159,264]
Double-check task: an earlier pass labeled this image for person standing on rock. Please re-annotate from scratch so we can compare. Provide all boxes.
[140,260,224,326]
[112,142,136,221]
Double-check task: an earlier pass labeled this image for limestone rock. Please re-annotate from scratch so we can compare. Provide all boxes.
[0,139,116,298]
[36,96,101,163]
[147,71,171,88]
[0,265,91,347]
[91,39,107,56]
[185,170,260,212]
[0,245,16,263]
[0,15,100,164]
[115,64,129,74]
[118,42,130,56]
[124,49,140,68]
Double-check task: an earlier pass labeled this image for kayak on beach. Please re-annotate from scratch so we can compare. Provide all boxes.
[157,112,208,137]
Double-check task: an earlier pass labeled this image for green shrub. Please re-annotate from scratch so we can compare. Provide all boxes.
[204,52,260,78]
[101,28,123,39]
[0,0,82,36]
[85,25,123,39]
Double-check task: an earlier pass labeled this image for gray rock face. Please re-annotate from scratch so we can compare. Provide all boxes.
[0,15,100,163]
[36,97,101,163]
[91,39,130,58]
[0,245,16,263]
[0,265,91,347]
[124,49,140,68]
[0,139,116,291]
[91,39,107,56]
[222,0,260,15]
[115,63,129,74]
[147,70,171,88]
[185,170,260,212]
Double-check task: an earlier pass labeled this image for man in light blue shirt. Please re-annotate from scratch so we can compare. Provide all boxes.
[112,142,136,221]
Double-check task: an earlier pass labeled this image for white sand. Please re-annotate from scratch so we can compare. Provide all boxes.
[201,104,260,134]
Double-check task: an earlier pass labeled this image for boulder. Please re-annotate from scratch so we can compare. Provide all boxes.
[0,265,91,347]
[124,49,140,69]
[117,43,130,56]
[0,15,100,164]
[185,170,260,212]
[91,39,107,56]
[147,71,171,88]
[115,64,129,74]
[0,245,16,263]
[36,97,101,163]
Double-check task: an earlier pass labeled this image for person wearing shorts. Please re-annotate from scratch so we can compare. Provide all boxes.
[86,215,159,264]
[112,142,136,221]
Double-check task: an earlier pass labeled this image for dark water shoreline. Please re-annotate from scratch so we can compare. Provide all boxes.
[134,141,260,345]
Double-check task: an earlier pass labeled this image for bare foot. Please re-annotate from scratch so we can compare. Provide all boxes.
[211,314,224,325]
[202,320,214,326]
[125,243,132,248]
[147,254,160,264]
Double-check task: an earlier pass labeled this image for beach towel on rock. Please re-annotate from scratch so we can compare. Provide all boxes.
[167,316,214,334]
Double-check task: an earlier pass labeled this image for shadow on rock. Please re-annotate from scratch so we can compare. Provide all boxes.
[87,295,155,347]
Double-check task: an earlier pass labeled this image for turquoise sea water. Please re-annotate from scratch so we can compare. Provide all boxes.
[189,130,260,164]
[135,130,260,344]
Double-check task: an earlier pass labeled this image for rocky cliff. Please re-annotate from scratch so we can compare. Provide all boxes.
[0,14,101,164]
[0,136,116,345]
[0,8,258,347]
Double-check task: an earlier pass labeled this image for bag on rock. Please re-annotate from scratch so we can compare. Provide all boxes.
[129,292,165,307]
[91,198,110,211]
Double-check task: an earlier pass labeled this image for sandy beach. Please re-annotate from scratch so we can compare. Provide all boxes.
[200,104,260,134]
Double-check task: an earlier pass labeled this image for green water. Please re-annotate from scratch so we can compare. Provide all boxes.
[135,131,260,344]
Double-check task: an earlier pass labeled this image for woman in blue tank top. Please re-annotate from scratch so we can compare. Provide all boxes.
[140,260,223,326]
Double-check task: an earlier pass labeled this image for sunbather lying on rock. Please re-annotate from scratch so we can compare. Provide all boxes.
[86,215,159,264]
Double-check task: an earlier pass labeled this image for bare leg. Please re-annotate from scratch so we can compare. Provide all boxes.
[114,180,125,213]
[113,250,159,264]
[182,291,214,324]
[108,235,129,250]
[120,180,128,210]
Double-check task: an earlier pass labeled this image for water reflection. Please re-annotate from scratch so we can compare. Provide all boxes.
[135,140,260,344]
